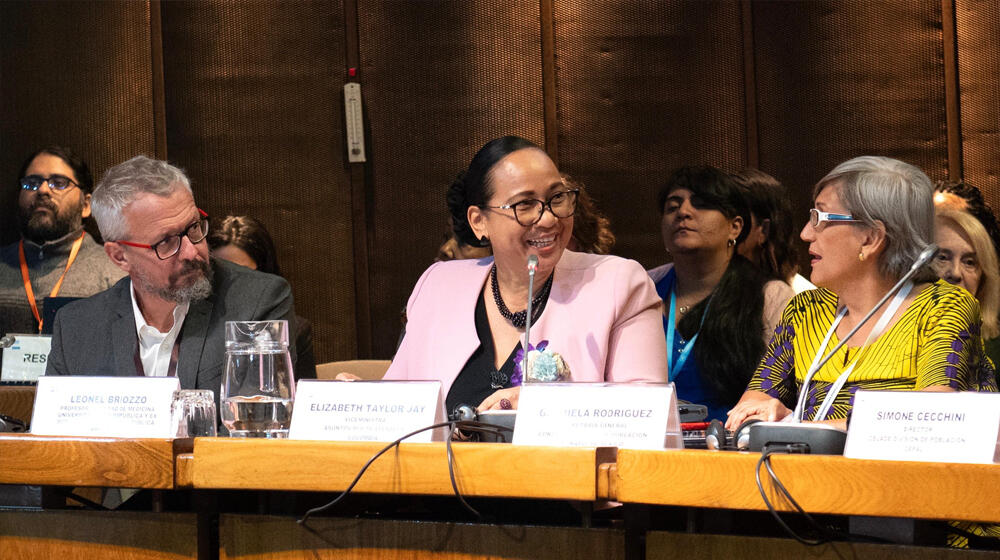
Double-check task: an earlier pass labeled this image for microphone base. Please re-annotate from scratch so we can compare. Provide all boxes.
[748,422,847,455]
[476,411,516,443]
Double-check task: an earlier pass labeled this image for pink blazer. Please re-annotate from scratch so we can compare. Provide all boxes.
[385,250,668,405]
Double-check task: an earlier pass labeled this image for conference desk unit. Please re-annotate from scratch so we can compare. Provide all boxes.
[1,435,998,559]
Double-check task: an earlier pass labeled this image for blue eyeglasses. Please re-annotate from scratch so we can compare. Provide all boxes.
[809,208,859,229]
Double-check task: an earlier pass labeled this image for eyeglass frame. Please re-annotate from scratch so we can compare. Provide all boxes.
[20,174,80,192]
[809,208,859,229]
[117,208,210,260]
[483,189,580,227]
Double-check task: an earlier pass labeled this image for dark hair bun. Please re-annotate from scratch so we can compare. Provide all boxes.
[446,136,542,248]
[447,172,481,246]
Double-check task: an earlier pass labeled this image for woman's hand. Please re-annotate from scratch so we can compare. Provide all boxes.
[477,387,521,411]
[725,391,791,430]
[334,372,361,381]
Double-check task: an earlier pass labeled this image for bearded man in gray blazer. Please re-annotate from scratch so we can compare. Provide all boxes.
[45,156,311,391]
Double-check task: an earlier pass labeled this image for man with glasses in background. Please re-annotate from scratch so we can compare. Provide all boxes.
[0,147,124,336]
[46,155,310,389]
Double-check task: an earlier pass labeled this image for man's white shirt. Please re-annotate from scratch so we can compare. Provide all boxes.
[130,282,189,377]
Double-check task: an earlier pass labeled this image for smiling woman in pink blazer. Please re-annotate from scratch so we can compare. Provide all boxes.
[383,136,667,416]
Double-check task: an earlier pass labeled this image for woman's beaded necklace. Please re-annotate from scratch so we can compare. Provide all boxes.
[490,264,553,328]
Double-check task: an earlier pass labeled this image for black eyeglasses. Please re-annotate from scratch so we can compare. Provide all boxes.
[20,174,79,192]
[485,189,579,227]
[118,209,210,259]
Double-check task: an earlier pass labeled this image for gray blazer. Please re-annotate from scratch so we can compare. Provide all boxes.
[45,258,305,392]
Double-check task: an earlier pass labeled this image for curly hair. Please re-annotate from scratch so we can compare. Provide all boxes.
[563,175,615,254]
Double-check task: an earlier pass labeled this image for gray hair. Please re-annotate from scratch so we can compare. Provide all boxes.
[814,156,935,281]
[92,155,192,241]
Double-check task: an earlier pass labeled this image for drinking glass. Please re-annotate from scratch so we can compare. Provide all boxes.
[219,320,295,438]
[171,389,218,437]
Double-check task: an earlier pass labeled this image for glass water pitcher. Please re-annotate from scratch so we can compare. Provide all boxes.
[219,320,295,438]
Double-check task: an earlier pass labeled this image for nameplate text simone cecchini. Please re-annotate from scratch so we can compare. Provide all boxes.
[844,390,1000,464]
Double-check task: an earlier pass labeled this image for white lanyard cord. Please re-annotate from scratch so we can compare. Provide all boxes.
[793,281,913,422]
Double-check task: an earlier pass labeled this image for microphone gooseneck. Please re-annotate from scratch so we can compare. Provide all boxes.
[792,244,938,422]
[522,255,539,384]
[910,244,939,270]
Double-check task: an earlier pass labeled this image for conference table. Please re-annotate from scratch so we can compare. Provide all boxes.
[0,433,998,559]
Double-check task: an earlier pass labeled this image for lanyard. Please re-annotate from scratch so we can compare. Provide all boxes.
[19,232,85,333]
[803,281,913,421]
[665,274,713,382]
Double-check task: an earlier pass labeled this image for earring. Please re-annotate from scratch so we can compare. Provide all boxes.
[858,250,865,262]
[479,235,491,248]
[727,238,736,248]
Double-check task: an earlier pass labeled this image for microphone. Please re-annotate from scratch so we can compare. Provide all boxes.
[749,244,938,454]
[449,404,477,422]
[522,255,539,382]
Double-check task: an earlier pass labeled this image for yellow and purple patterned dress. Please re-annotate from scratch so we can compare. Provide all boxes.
[746,279,998,548]
[748,280,997,420]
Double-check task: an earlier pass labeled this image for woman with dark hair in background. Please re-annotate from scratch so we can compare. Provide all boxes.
[207,215,316,379]
[731,168,815,293]
[373,136,666,416]
[649,166,794,421]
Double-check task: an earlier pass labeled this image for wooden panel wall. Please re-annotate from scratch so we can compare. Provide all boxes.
[158,0,356,361]
[552,1,747,269]
[0,0,994,360]
[0,0,155,243]
[357,0,546,357]
[751,0,949,271]
[955,0,1000,196]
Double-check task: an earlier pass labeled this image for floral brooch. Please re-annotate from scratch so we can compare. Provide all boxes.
[512,340,572,385]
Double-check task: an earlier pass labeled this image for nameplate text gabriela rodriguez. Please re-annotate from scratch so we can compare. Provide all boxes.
[514,382,681,450]
[844,390,1000,464]
[31,376,179,437]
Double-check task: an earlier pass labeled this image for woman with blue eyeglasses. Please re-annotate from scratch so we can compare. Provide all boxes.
[727,156,997,433]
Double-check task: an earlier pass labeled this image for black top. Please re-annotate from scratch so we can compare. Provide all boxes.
[445,287,521,414]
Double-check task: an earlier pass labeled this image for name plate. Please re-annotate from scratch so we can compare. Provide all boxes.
[1,334,51,381]
[289,380,441,442]
[514,382,681,449]
[844,390,1000,464]
[31,376,180,437]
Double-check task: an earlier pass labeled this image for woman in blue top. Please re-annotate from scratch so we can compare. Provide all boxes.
[648,166,794,420]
